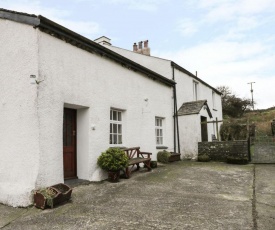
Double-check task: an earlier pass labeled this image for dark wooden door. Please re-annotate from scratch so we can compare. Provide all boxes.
[63,108,77,179]
[201,116,208,142]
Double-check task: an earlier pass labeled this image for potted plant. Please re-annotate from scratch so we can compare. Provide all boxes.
[97,148,129,182]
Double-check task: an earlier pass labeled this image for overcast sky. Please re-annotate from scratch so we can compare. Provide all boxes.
[1,0,275,109]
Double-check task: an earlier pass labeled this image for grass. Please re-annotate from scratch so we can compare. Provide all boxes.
[224,108,275,137]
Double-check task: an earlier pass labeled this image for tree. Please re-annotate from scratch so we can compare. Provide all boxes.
[217,86,253,118]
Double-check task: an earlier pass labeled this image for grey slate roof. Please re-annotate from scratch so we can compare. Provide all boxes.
[177,100,212,118]
[0,8,175,87]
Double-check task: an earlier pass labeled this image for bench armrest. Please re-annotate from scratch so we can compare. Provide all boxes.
[138,152,152,158]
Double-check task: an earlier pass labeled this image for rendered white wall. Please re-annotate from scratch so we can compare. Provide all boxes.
[105,45,223,147]
[105,45,173,78]
[0,20,40,206]
[36,31,174,185]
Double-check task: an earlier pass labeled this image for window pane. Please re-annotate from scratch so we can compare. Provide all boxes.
[157,129,160,136]
[118,112,121,121]
[114,124,117,133]
[156,137,160,144]
[110,123,112,133]
[110,134,113,144]
[160,129,163,136]
[113,110,117,121]
[159,119,162,126]
[110,110,112,120]
[160,137,163,144]
[118,124,122,134]
[118,135,122,144]
[114,135,117,144]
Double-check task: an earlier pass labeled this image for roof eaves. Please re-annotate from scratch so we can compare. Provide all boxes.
[36,15,175,87]
[0,8,39,26]
[171,62,221,95]
[0,8,175,87]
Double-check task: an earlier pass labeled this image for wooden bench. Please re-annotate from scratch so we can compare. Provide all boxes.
[123,147,152,178]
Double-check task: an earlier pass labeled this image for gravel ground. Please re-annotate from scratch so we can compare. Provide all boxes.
[0,161,274,230]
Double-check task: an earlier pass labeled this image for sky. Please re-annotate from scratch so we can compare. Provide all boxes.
[1,0,275,109]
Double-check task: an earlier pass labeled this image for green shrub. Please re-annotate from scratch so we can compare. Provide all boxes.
[157,150,171,163]
[198,154,210,162]
[220,122,247,141]
[97,148,128,171]
[226,156,248,164]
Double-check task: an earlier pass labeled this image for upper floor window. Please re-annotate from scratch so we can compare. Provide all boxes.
[193,81,198,101]
[212,91,216,109]
[155,117,164,145]
[110,109,122,145]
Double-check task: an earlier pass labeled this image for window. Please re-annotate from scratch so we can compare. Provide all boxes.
[110,109,122,145]
[193,81,198,101]
[155,117,164,145]
[212,91,216,109]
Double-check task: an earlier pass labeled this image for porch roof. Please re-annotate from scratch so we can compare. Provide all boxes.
[177,100,212,118]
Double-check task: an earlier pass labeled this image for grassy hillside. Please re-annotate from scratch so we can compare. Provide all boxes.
[223,107,275,137]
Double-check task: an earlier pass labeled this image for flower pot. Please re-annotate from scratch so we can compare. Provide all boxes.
[108,170,120,183]
[33,183,72,209]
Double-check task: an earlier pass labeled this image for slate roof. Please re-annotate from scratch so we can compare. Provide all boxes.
[177,100,212,118]
[0,8,175,87]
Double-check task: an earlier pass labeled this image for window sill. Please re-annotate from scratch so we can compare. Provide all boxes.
[156,146,168,150]
[109,145,125,149]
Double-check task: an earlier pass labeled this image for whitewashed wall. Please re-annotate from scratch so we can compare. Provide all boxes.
[0,20,174,207]
[35,31,174,183]
[105,46,223,158]
[0,20,40,206]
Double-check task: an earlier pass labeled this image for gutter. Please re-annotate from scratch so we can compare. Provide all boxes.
[36,15,175,87]
[0,8,175,87]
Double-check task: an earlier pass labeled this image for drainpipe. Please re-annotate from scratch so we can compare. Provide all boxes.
[172,65,181,154]
[173,68,176,154]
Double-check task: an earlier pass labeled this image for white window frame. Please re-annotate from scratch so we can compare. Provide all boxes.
[193,81,198,101]
[155,117,164,146]
[110,109,123,145]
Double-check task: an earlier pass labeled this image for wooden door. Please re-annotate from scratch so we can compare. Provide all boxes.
[201,116,208,142]
[63,108,77,179]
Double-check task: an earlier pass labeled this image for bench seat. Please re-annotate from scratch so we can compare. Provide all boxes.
[123,147,152,178]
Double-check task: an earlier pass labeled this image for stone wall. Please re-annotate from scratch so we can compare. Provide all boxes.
[198,141,249,161]
[251,136,275,163]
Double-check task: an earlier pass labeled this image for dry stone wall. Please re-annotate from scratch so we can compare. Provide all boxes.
[198,141,249,161]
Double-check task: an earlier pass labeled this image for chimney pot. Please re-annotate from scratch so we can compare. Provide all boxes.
[144,40,148,48]
[138,41,143,49]
[133,43,138,51]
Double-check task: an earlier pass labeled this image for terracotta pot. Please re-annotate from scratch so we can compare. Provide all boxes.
[108,170,120,183]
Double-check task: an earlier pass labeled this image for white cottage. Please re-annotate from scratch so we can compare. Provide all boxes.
[0,9,175,207]
[102,40,223,159]
[0,9,222,207]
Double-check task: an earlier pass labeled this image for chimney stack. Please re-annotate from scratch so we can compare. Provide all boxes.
[133,40,150,56]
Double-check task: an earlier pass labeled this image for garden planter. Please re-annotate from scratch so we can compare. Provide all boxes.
[34,183,72,209]
[108,170,120,183]
[169,153,181,162]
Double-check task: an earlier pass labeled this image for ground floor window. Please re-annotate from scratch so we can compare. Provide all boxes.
[155,117,164,145]
[110,109,122,145]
